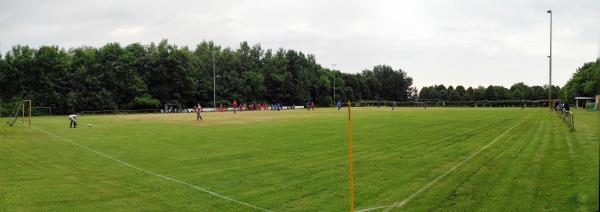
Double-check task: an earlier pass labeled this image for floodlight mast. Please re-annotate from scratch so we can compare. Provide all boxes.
[332,64,337,104]
[547,10,552,111]
[212,51,216,110]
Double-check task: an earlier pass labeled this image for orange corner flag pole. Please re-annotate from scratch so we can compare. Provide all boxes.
[347,100,354,212]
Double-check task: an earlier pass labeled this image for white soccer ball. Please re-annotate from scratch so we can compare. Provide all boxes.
[88,123,92,127]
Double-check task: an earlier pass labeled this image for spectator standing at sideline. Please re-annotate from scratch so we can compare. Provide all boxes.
[195,104,203,121]
[232,100,238,114]
[521,99,525,110]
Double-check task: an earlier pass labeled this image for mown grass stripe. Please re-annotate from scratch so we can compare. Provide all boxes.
[357,113,531,212]
[31,126,272,212]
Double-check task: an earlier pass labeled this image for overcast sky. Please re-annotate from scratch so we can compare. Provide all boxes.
[1,0,598,88]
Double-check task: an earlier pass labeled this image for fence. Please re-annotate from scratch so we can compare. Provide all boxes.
[555,109,575,131]
[80,109,162,115]
[57,100,563,115]
[79,106,302,115]
[349,100,552,108]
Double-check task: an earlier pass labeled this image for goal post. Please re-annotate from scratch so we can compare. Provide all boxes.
[6,100,32,127]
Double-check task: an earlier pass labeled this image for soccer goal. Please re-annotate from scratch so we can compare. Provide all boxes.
[32,106,52,116]
[585,102,597,112]
[6,100,32,127]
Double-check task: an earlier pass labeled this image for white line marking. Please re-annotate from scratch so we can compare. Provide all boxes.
[356,205,387,212]
[33,127,272,212]
[357,116,527,212]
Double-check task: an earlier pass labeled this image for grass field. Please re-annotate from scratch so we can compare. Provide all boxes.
[1,107,598,211]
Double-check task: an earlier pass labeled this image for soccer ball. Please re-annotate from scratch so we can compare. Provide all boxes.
[88,123,92,127]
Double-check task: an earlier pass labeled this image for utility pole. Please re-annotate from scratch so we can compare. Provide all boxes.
[212,51,216,110]
[332,64,337,104]
[547,10,552,111]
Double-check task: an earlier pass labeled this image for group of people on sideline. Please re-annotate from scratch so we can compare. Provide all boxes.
[67,100,324,127]
[554,101,571,112]
[230,100,292,113]
[65,99,583,128]
[306,101,316,111]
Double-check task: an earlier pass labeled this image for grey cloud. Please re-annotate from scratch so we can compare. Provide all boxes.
[0,0,598,88]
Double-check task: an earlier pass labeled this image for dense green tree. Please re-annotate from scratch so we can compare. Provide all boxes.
[144,40,195,105]
[530,86,545,100]
[560,59,599,102]
[371,65,412,101]
[0,40,418,114]
[435,85,448,99]
[33,46,72,113]
[1,46,36,102]
[9,39,588,114]
[455,86,466,101]
[509,82,530,100]
[418,83,563,103]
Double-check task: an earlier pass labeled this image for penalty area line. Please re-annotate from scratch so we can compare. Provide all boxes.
[356,115,529,212]
[33,127,272,212]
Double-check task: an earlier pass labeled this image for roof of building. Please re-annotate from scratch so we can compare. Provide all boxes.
[574,97,595,100]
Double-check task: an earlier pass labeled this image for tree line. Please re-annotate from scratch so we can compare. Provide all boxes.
[418,59,598,103]
[0,39,597,115]
[418,83,560,101]
[0,40,414,114]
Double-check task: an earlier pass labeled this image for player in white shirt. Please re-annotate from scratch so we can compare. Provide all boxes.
[68,114,78,128]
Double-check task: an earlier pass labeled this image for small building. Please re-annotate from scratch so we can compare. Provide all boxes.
[574,96,596,109]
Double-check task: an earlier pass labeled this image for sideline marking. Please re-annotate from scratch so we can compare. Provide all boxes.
[33,127,272,212]
[357,115,528,212]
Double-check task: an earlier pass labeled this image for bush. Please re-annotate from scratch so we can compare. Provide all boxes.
[0,97,23,117]
[132,96,161,109]
[0,101,6,117]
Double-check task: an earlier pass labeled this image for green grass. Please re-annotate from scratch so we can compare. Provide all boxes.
[0,108,598,211]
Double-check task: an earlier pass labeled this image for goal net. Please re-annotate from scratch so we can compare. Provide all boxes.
[32,106,52,116]
[586,102,597,112]
[6,100,32,127]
